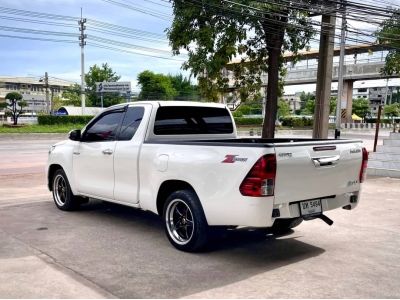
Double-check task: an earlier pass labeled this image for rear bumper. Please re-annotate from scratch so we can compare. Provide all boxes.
[274,191,360,220]
[205,191,359,228]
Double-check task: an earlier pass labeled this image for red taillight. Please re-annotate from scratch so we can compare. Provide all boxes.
[359,147,368,183]
[239,154,276,197]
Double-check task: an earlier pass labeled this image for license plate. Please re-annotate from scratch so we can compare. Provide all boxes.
[299,199,322,216]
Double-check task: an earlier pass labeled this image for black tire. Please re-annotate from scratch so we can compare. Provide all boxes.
[51,169,80,211]
[271,217,303,234]
[163,189,209,252]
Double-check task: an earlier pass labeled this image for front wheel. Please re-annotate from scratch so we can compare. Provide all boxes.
[52,169,80,211]
[163,190,209,252]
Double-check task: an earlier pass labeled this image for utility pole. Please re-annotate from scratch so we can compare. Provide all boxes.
[78,8,87,115]
[44,71,50,114]
[335,0,347,139]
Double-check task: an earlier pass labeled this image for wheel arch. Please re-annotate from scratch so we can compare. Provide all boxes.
[47,164,63,191]
[156,180,196,216]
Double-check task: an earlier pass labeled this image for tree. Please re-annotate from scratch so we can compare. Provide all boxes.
[85,63,124,107]
[0,92,27,125]
[169,73,200,100]
[168,0,314,137]
[302,96,336,115]
[377,9,400,75]
[137,70,177,100]
[384,103,400,122]
[62,83,83,106]
[352,98,371,122]
[278,99,291,118]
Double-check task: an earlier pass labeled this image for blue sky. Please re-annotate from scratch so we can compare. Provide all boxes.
[0,0,181,93]
[0,0,399,94]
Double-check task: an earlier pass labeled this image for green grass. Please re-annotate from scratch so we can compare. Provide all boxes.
[0,124,85,133]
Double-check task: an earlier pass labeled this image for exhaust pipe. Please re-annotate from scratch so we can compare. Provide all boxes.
[317,214,334,226]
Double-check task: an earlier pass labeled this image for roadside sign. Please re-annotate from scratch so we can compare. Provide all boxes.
[96,82,131,93]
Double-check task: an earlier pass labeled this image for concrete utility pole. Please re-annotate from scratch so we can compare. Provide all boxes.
[44,72,50,114]
[313,11,336,139]
[78,9,87,115]
[335,0,346,139]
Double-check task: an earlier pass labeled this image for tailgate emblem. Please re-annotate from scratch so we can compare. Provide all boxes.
[222,155,248,163]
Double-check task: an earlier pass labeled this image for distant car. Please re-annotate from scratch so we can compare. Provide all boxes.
[47,101,368,252]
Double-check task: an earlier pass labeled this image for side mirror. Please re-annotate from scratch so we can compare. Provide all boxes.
[69,129,81,141]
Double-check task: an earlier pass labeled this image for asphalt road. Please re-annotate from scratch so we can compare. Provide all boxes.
[1,133,399,298]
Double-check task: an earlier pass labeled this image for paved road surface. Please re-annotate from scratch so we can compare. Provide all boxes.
[1,133,399,298]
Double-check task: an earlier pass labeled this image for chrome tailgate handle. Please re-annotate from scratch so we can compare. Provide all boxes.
[312,155,340,167]
[102,149,113,155]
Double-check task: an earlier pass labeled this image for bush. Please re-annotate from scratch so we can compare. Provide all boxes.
[281,116,313,127]
[232,111,243,118]
[365,118,392,124]
[38,115,94,125]
[234,117,263,126]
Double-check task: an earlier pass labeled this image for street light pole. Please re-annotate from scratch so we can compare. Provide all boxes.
[335,0,346,139]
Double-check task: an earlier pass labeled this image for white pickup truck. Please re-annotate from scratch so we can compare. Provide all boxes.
[47,101,368,251]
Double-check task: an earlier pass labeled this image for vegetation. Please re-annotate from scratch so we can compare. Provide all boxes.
[0,124,85,133]
[377,9,400,75]
[384,103,400,121]
[168,0,315,138]
[277,99,291,118]
[38,115,93,125]
[137,70,177,100]
[0,92,27,125]
[62,84,82,107]
[85,63,125,107]
[301,96,336,115]
[137,70,199,100]
[352,98,371,122]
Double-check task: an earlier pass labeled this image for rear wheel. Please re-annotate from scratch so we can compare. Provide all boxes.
[52,169,80,211]
[163,190,209,252]
[272,217,303,234]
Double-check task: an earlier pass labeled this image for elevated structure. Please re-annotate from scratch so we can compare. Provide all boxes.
[223,44,398,123]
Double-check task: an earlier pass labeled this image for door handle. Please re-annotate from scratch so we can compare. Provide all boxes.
[73,151,80,155]
[312,155,340,167]
[102,149,113,155]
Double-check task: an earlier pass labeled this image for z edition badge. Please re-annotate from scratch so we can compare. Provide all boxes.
[221,155,248,163]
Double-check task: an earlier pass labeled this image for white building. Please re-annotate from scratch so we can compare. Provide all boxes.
[0,76,74,113]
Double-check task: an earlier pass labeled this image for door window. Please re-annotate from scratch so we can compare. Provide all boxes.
[118,107,145,141]
[82,111,124,142]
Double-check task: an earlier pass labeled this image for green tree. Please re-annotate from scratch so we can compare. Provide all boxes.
[301,96,336,115]
[137,70,177,100]
[0,92,27,125]
[169,73,199,100]
[62,83,83,106]
[377,10,400,75]
[85,63,124,107]
[168,0,314,137]
[352,98,371,122]
[278,99,291,118]
[384,103,400,122]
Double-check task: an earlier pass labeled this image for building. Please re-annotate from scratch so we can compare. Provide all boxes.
[0,76,74,113]
[281,93,302,114]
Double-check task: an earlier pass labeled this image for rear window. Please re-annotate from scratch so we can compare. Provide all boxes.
[154,106,233,135]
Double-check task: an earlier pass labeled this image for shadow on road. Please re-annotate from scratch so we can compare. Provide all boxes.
[0,200,325,298]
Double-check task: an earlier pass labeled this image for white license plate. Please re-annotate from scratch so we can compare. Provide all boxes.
[300,199,322,216]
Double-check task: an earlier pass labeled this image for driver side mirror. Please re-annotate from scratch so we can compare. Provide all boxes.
[69,129,81,141]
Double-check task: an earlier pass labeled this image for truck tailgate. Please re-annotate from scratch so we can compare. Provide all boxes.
[274,141,363,205]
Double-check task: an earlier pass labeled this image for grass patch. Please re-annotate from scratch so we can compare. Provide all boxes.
[0,123,85,133]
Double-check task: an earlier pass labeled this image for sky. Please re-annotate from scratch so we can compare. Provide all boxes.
[0,0,399,95]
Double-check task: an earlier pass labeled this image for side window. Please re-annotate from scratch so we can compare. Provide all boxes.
[118,107,145,141]
[82,111,124,142]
